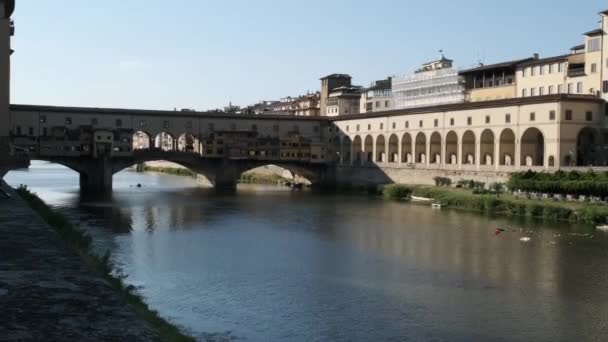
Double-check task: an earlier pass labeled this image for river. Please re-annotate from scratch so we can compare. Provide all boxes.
[5,161,608,342]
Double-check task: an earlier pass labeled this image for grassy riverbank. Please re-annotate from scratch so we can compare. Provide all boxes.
[379,184,608,225]
[15,186,195,342]
[142,165,198,178]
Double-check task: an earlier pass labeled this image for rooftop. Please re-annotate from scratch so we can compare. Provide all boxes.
[571,44,585,51]
[320,73,351,80]
[517,54,570,67]
[583,28,604,36]
[459,57,534,74]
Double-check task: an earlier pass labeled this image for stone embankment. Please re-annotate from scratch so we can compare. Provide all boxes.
[0,181,160,341]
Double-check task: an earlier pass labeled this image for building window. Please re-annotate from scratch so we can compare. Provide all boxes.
[230,123,236,130]
[356,124,360,132]
[565,110,573,121]
[293,125,299,132]
[522,89,527,97]
[140,120,146,128]
[577,82,583,94]
[567,83,573,94]
[116,119,122,127]
[549,110,556,120]
[558,63,564,73]
[392,122,396,129]
[548,85,554,94]
[539,65,545,75]
[531,66,536,76]
[450,118,454,126]
[380,123,384,130]
[434,119,438,127]
[91,118,98,126]
[530,112,535,121]
[467,117,472,125]
[539,87,545,96]
[65,117,72,125]
[548,64,554,74]
[209,123,215,131]
[15,126,21,135]
[368,124,371,130]
[586,111,593,121]
[42,127,47,136]
[604,80,608,93]
[375,101,380,108]
[530,88,536,97]
[522,68,527,77]
[187,121,192,129]
[40,115,46,124]
[405,121,409,129]
[385,100,390,108]
[558,84,563,94]
[588,38,601,52]
[252,124,258,131]
[346,125,350,132]
[485,116,490,124]
[419,120,423,128]
[505,114,511,123]
[163,120,170,128]
[28,127,33,136]
[591,63,598,73]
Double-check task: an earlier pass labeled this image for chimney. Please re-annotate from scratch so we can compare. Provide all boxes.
[533,53,540,60]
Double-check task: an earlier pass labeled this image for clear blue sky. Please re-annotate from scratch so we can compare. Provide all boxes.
[10,0,607,110]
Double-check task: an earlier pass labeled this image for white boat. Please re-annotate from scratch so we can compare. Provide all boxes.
[411,196,433,202]
[596,225,608,231]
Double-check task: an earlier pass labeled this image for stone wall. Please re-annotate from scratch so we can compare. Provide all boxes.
[336,166,510,187]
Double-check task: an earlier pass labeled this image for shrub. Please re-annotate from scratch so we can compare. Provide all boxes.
[382,184,413,200]
[433,176,452,187]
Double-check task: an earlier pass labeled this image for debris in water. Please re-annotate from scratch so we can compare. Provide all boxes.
[520,237,531,243]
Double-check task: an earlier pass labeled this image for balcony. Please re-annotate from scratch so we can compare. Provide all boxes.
[568,66,586,78]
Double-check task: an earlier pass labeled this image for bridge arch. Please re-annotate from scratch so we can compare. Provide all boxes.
[353,135,363,165]
[341,136,352,165]
[445,131,458,165]
[388,134,399,163]
[430,132,441,165]
[177,133,201,154]
[461,130,476,165]
[375,134,386,163]
[520,127,545,167]
[480,129,495,166]
[401,133,412,164]
[133,131,153,150]
[154,132,177,151]
[499,128,515,166]
[415,132,426,164]
[363,135,373,165]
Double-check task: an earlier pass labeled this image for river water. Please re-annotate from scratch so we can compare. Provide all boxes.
[6,161,608,342]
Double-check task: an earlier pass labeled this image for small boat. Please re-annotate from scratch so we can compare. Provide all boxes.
[596,225,608,231]
[411,196,433,202]
[431,203,442,209]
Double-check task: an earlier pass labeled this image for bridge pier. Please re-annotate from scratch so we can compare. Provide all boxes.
[78,158,113,194]
[210,161,239,191]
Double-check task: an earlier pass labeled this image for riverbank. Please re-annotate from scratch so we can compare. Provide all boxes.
[141,163,293,185]
[1,181,194,341]
[384,184,608,225]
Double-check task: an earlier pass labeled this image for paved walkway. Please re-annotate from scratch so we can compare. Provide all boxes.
[0,181,160,341]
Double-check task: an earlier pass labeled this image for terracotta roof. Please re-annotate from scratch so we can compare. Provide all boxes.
[517,54,569,67]
[320,74,351,80]
[571,44,585,51]
[459,57,534,74]
[583,28,604,36]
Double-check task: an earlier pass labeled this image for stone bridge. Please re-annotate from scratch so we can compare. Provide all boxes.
[33,149,336,192]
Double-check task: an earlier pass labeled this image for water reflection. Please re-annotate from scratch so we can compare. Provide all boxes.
[5,163,608,341]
